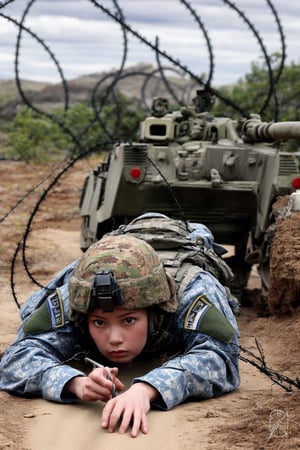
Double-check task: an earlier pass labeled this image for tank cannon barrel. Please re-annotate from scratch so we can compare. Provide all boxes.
[239,118,300,142]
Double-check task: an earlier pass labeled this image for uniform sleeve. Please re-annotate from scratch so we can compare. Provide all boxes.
[133,271,240,410]
[0,282,85,403]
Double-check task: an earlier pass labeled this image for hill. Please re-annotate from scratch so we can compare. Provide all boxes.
[0,63,195,120]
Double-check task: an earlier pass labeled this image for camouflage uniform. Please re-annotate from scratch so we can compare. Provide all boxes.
[0,222,240,410]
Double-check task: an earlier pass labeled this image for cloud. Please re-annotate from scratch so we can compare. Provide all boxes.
[0,0,298,86]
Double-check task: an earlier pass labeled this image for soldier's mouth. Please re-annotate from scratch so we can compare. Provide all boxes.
[109,350,128,359]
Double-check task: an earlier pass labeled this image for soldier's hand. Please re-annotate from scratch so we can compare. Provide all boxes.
[65,367,124,402]
[101,382,159,437]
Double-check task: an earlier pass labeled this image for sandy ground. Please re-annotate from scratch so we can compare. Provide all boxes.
[0,160,300,450]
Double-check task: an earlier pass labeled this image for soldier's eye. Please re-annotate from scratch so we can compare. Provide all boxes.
[93,319,104,327]
[124,317,136,325]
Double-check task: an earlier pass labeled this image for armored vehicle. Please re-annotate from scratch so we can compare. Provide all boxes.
[79,92,300,302]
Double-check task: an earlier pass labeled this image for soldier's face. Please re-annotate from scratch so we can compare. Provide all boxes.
[87,307,148,363]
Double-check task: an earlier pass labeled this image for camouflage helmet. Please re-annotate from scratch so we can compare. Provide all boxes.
[68,235,177,320]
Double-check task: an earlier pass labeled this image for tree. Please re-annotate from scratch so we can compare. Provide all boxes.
[4,93,146,162]
[5,108,65,162]
[212,58,300,123]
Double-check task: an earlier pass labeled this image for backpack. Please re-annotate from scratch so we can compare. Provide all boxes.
[108,212,234,298]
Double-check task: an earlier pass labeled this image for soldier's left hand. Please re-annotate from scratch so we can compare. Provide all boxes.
[101,382,159,437]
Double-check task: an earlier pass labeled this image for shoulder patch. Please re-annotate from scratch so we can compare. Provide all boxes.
[184,294,235,343]
[47,291,65,328]
[23,290,65,335]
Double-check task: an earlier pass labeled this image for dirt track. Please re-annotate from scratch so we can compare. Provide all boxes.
[0,160,300,449]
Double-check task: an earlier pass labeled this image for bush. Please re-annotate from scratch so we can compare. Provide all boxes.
[4,94,146,162]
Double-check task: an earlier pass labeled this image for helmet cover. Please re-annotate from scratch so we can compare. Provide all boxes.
[68,235,177,319]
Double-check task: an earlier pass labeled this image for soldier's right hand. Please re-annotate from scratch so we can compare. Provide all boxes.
[64,368,124,402]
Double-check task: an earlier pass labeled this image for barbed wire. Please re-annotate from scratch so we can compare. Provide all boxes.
[222,0,282,120]
[0,0,288,304]
[179,0,214,87]
[89,0,248,116]
[239,338,300,392]
[0,0,298,418]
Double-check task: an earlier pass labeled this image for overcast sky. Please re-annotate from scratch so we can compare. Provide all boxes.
[0,0,299,87]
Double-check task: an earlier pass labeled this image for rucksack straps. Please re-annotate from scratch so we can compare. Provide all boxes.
[108,214,234,287]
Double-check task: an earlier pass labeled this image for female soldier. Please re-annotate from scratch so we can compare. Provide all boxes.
[0,218,240,437]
